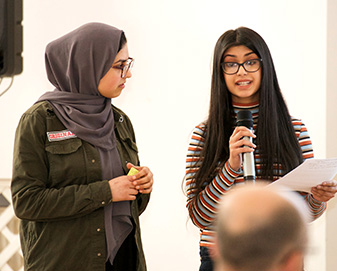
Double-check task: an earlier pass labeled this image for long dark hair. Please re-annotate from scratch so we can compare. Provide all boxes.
[191,27,303,197]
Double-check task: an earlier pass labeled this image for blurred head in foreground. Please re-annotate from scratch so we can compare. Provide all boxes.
[213,184,308,271]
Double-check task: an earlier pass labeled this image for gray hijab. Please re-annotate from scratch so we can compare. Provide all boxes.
[37,22,132,264]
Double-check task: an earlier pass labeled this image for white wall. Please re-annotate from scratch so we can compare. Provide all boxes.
[0,0,328,270]
[326,0,337,269]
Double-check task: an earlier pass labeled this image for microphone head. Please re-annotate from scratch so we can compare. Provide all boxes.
[236,110,253,129]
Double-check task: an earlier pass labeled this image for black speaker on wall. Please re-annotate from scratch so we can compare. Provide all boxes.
[0,0,23,77]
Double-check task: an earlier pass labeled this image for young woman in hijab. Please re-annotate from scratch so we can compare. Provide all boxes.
[184,27,337,271]
[11,22,153,271]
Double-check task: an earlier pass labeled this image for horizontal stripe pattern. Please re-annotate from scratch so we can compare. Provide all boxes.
[185,106,326,247]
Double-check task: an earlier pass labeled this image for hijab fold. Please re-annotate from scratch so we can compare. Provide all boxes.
[37,22,133,265]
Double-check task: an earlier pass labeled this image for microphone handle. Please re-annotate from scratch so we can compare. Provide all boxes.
[242,135,256,183]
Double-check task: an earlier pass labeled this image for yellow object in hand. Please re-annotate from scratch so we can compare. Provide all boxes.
[127,167,139,176]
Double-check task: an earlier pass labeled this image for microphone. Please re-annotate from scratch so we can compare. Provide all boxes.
[236,110,255,183]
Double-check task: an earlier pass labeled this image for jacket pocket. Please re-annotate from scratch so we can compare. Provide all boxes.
[122,137,138,153]
[45,139,86,187]
[118,135,139,167]
[45,139,82,154]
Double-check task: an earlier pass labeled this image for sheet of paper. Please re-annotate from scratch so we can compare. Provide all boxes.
[269,158,337,193]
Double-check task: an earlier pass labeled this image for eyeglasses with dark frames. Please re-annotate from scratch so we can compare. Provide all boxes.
[221,58,262,75]
[112,57,134,78]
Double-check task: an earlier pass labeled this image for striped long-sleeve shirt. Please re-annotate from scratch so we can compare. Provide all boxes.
[185,104,327,247]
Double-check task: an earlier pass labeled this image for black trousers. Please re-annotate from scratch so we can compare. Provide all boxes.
[199,246,214,271]
[105,230,137,271]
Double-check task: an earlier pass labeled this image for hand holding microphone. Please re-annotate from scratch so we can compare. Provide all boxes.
[237,110,256,182]
[228,110,256,182]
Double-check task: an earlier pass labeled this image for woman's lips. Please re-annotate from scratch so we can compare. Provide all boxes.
[236,80,252,86]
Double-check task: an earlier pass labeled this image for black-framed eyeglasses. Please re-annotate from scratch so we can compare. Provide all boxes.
[221,58,262,75]
[112,57,134,78]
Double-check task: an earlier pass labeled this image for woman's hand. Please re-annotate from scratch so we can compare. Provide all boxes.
[311,180,337,202]
[228,126,256,171]
[127,163,154,194]
[108,175,139,202]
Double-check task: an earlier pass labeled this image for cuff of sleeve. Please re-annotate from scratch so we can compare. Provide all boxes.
[226,161,242,176]
[308,194,323,207]
[89,180,113,207]
[221,161,242,186]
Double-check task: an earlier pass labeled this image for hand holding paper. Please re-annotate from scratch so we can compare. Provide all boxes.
[269,158,337,195]
[310,180,337,202]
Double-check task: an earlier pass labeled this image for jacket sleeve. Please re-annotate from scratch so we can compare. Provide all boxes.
[294,119,327,220]
[118,110,150,215]
[137,194,150,215]
[11,109,112,222]
[185,124,240,229]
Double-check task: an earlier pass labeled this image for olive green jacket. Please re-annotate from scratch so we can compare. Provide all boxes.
[11,101,149,271]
